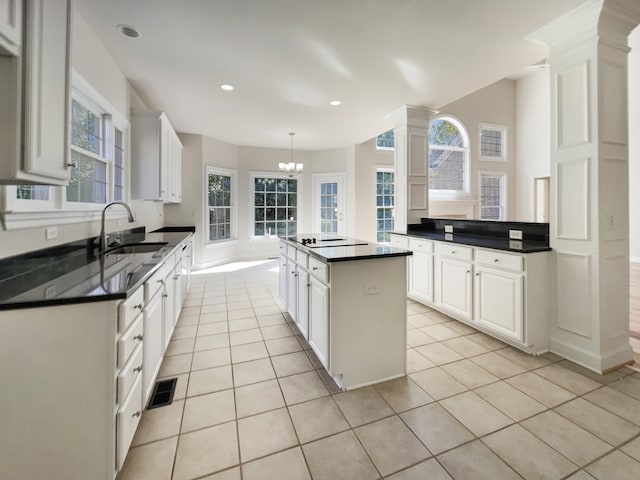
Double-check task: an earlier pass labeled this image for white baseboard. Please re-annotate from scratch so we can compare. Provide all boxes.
[550,337,633,373]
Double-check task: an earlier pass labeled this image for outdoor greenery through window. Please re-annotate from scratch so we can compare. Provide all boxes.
[253,176,297,237]
[207,172,233,242]
[428,117,469,193]
[376,130,394,150]
[376,169,394,242]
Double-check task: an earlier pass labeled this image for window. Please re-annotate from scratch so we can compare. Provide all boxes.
[428,116,469,194]
[206,167,236,243]
[479,124,507,161]
[376,168,394,242]
[3,72,129,229]
[252,174,298,237]
[376,130,394,150]
[480,173,506,220]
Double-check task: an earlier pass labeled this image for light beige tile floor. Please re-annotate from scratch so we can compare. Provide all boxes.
[118,259,640,480]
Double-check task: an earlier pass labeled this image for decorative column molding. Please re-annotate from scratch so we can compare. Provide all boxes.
[387,105,437,231]
[527,0,640,372]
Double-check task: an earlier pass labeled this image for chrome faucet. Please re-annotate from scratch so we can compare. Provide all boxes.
[99,201,135,252]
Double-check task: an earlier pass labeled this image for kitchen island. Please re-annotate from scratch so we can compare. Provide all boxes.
[279,234,412,390]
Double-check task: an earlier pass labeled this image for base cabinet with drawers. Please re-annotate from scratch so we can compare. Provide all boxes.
[280,239,407,390]
[391,233,550,353]
[0,236,194,480]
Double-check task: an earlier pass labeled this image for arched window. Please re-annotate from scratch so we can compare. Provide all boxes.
[428,116,469,195]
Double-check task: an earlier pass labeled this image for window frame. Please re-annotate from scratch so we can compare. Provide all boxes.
[428,114,470,199]
[1,70,130,230]
[205,165,237,244]
[374,166,395,243]
[249,171,302,239]
[479,171,507,221]
[479,123,507,162]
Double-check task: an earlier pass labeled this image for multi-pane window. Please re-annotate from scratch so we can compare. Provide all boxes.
[16,186,50,201]
[480,173,506,220]
[207,171,233,242]
[376,130,394,150]
[428,117,469,193]
[319,182,338,233]
[480,124,507,161]
[253,176,297,237]
[376,169,394,243]
[114,129,125,201]
[67,98,108,204]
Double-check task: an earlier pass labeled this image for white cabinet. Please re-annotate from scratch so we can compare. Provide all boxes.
[408,237,434,304]
[162,265,176,351]
[436,243,473,321]
[475,266,523,341]
[309,274,329,368]
[296,268,309,338]
[278,254,288,306]
[286,260,298,322]
[132,111,183,203]
[0,0,71,185]
[0,0,21,55]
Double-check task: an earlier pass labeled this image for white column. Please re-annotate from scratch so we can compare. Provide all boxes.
[528,0,640,372]
[388,105,437,231]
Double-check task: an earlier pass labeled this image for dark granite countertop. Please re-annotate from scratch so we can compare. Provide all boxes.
[399,231,551,253]
[0,227,194,311]
[281,234,413,262]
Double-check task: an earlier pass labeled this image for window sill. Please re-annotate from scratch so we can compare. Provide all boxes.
[206,239,238,248]
[1,209,130,231]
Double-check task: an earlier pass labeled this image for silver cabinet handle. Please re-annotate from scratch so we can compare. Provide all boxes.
[494,259,499,263]
[157,279,164,284]
[133,365,142,373]
[162,293,168,298]
[66,161,78,168]
[312,267,318,271]
[475,273,480,277]
[174,275,180,280]
[134,303,143,310]
[132,411,141,418]
[466,270,471,274]
[134,334,143,341]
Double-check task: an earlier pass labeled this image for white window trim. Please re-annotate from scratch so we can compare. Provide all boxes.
[249,171,302,240]
[428,114,471,200]
[204,165,237,245]
[479,171,508,221]
[1,70,130,230]
[479,122,507,162]
[374,166,395,243]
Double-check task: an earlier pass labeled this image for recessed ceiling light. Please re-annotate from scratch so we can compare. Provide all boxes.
[220,84,235,91]
[117,24,141,38]
[329,100,341,106]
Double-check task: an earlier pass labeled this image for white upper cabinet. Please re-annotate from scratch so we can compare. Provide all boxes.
[132,111,183,203]
[0,0,21,55]
[0,0,71,185]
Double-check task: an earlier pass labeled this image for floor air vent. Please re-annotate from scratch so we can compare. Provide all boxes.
[147,378,177,409]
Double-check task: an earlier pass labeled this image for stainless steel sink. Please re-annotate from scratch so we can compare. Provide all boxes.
[103,242,168,255]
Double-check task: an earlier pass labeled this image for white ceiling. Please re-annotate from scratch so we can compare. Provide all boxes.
[75,0,585,150]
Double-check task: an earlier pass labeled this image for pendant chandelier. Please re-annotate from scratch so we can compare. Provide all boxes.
[279,132,303,177]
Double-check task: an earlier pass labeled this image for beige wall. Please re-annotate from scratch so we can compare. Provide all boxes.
[514,68,552,222]
[629,25,640,262]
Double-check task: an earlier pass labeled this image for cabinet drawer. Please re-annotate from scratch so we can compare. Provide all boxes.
[286,243,297,259]
[144,264,166,302]
[436,243,473,261]
[476,249,523,273]
[118,344,143,404]
[409,237,433,253]
[279,241,287,255]
[389,234,409,249]
[119,287,144,332]
[118,315,144,368]
[116,375,143,471]
[309,257,329,283]
[296,249,309,269]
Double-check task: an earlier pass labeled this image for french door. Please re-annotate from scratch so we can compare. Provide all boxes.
[313,173,345,235]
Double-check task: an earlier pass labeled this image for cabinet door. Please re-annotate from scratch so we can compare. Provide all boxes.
[410,251,433,304]
[22,0,71,183]
[278,255,288,305]
[475,267,523,341]
[159,115,171,201]
[0,0,21,55]
[162,272,175,351]
[437,257,473,320]
[170,132,182,202]
[143,292,163,402]
[296,269,309,339]
[286,261,298,322]
[309,277,329,368]
[174,265,183,324]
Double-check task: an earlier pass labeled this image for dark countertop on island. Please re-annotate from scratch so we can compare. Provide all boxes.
[0,227,194,311]
[398,231,551,253]
[281,234,413,262]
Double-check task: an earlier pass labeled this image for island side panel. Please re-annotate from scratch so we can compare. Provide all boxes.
[329,255,407,389]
